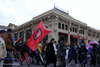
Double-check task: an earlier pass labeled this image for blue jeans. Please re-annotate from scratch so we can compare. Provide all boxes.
[81,53,87,65]
[3,51,14,67]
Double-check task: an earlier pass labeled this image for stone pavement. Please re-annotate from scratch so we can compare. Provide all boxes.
[4,59,100,67]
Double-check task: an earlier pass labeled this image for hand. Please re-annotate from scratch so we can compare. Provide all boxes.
[68,47,70,49]
[0,57,2,60]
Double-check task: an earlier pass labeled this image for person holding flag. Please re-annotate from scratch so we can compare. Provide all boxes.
[27,20,52,66]
[0,29,7,67]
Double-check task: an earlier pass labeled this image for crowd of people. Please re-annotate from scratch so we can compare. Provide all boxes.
[0,28,100,67]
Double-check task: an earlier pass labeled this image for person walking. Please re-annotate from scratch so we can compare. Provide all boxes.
[97,40,100,65]
[45,38,56,67]
[15,40,23,61]
[36,41,44,65]
[4,29,16,67]
[0,29,7,67]
[20,41,29,66]
[57,36,68,67]
[67,42,78,66]
[90,44,97,67]
[80,40,88,67]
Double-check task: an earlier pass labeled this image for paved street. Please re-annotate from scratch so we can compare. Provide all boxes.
[3,59,100,67]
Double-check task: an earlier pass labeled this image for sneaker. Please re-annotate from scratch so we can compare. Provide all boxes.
[67,63,70,66]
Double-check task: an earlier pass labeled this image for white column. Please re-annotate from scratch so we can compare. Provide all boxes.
[53,16,58,42]
[68,21,71,43]
[24,30,26,41]
[85,28,88,44]
[68,34,70,43]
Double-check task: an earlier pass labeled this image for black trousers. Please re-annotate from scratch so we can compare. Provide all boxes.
[57,56,66,67]
[44,55,56,67]
[90,53,96,66]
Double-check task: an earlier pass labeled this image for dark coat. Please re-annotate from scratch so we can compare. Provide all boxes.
[15,43,23,52]
[21,42,29,53]
[57,40,67,56]
[45,42,56,63]
[80,43,87,54]
[97,44,100,54]
[68,45,77,60]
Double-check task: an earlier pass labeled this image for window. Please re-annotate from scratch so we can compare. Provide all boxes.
[65,25,67,30]
[26,29,32,41]
[70,27,72,31]
[20,31,24,41]
[58,23,61,29]
[97,35,99,38]
[88,33,91,36]
[15,33,18,40]
[73,27,74,32]
[92,34,95,37]
[81,30,82,34]
[75,28,77,33]
[83,30,84,34]
[62,24,64,30]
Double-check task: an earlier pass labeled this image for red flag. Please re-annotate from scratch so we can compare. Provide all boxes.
[27,21,52,51]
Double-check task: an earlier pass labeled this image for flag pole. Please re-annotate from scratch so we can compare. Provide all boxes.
[54,0,55,8]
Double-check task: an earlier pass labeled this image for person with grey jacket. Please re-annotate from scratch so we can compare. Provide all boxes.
[57,36,68,67]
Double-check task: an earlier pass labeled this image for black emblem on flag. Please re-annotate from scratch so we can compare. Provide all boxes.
[34,28,42,41]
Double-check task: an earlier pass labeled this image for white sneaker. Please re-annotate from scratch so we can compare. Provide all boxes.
[67,63,70,66]
[76,64,78,66]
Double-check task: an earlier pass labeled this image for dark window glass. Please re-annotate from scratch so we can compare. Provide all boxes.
[15,33,18,40]
[92,34,95,37]
[58,23,61,29]
[62,24,64,30]
[20,31,24,41]
[83,30,84,34]
[73,27,74,32]
[88,33,91,36]
[65,25,67,30]
[26,29,32,41]
[81,30,82,34]
[97,35,99,38]
[70,27,72,31]
[75,28,77,33]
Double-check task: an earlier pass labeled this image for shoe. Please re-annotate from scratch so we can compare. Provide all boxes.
[80,64,83,67]
[76,64,78,66]
[20,62,23,65]
[27,64,30,66]
[67,63,70,66]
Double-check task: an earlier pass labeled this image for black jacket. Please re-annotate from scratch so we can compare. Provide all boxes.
[21,42,29,53]
[80,43,87,54]
[15,43,23,52]
[45,42,56,63]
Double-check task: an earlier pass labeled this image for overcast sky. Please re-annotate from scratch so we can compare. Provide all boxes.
[0,0,100,30]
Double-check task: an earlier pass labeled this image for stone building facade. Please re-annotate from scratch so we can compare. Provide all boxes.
[12,7,100,45]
